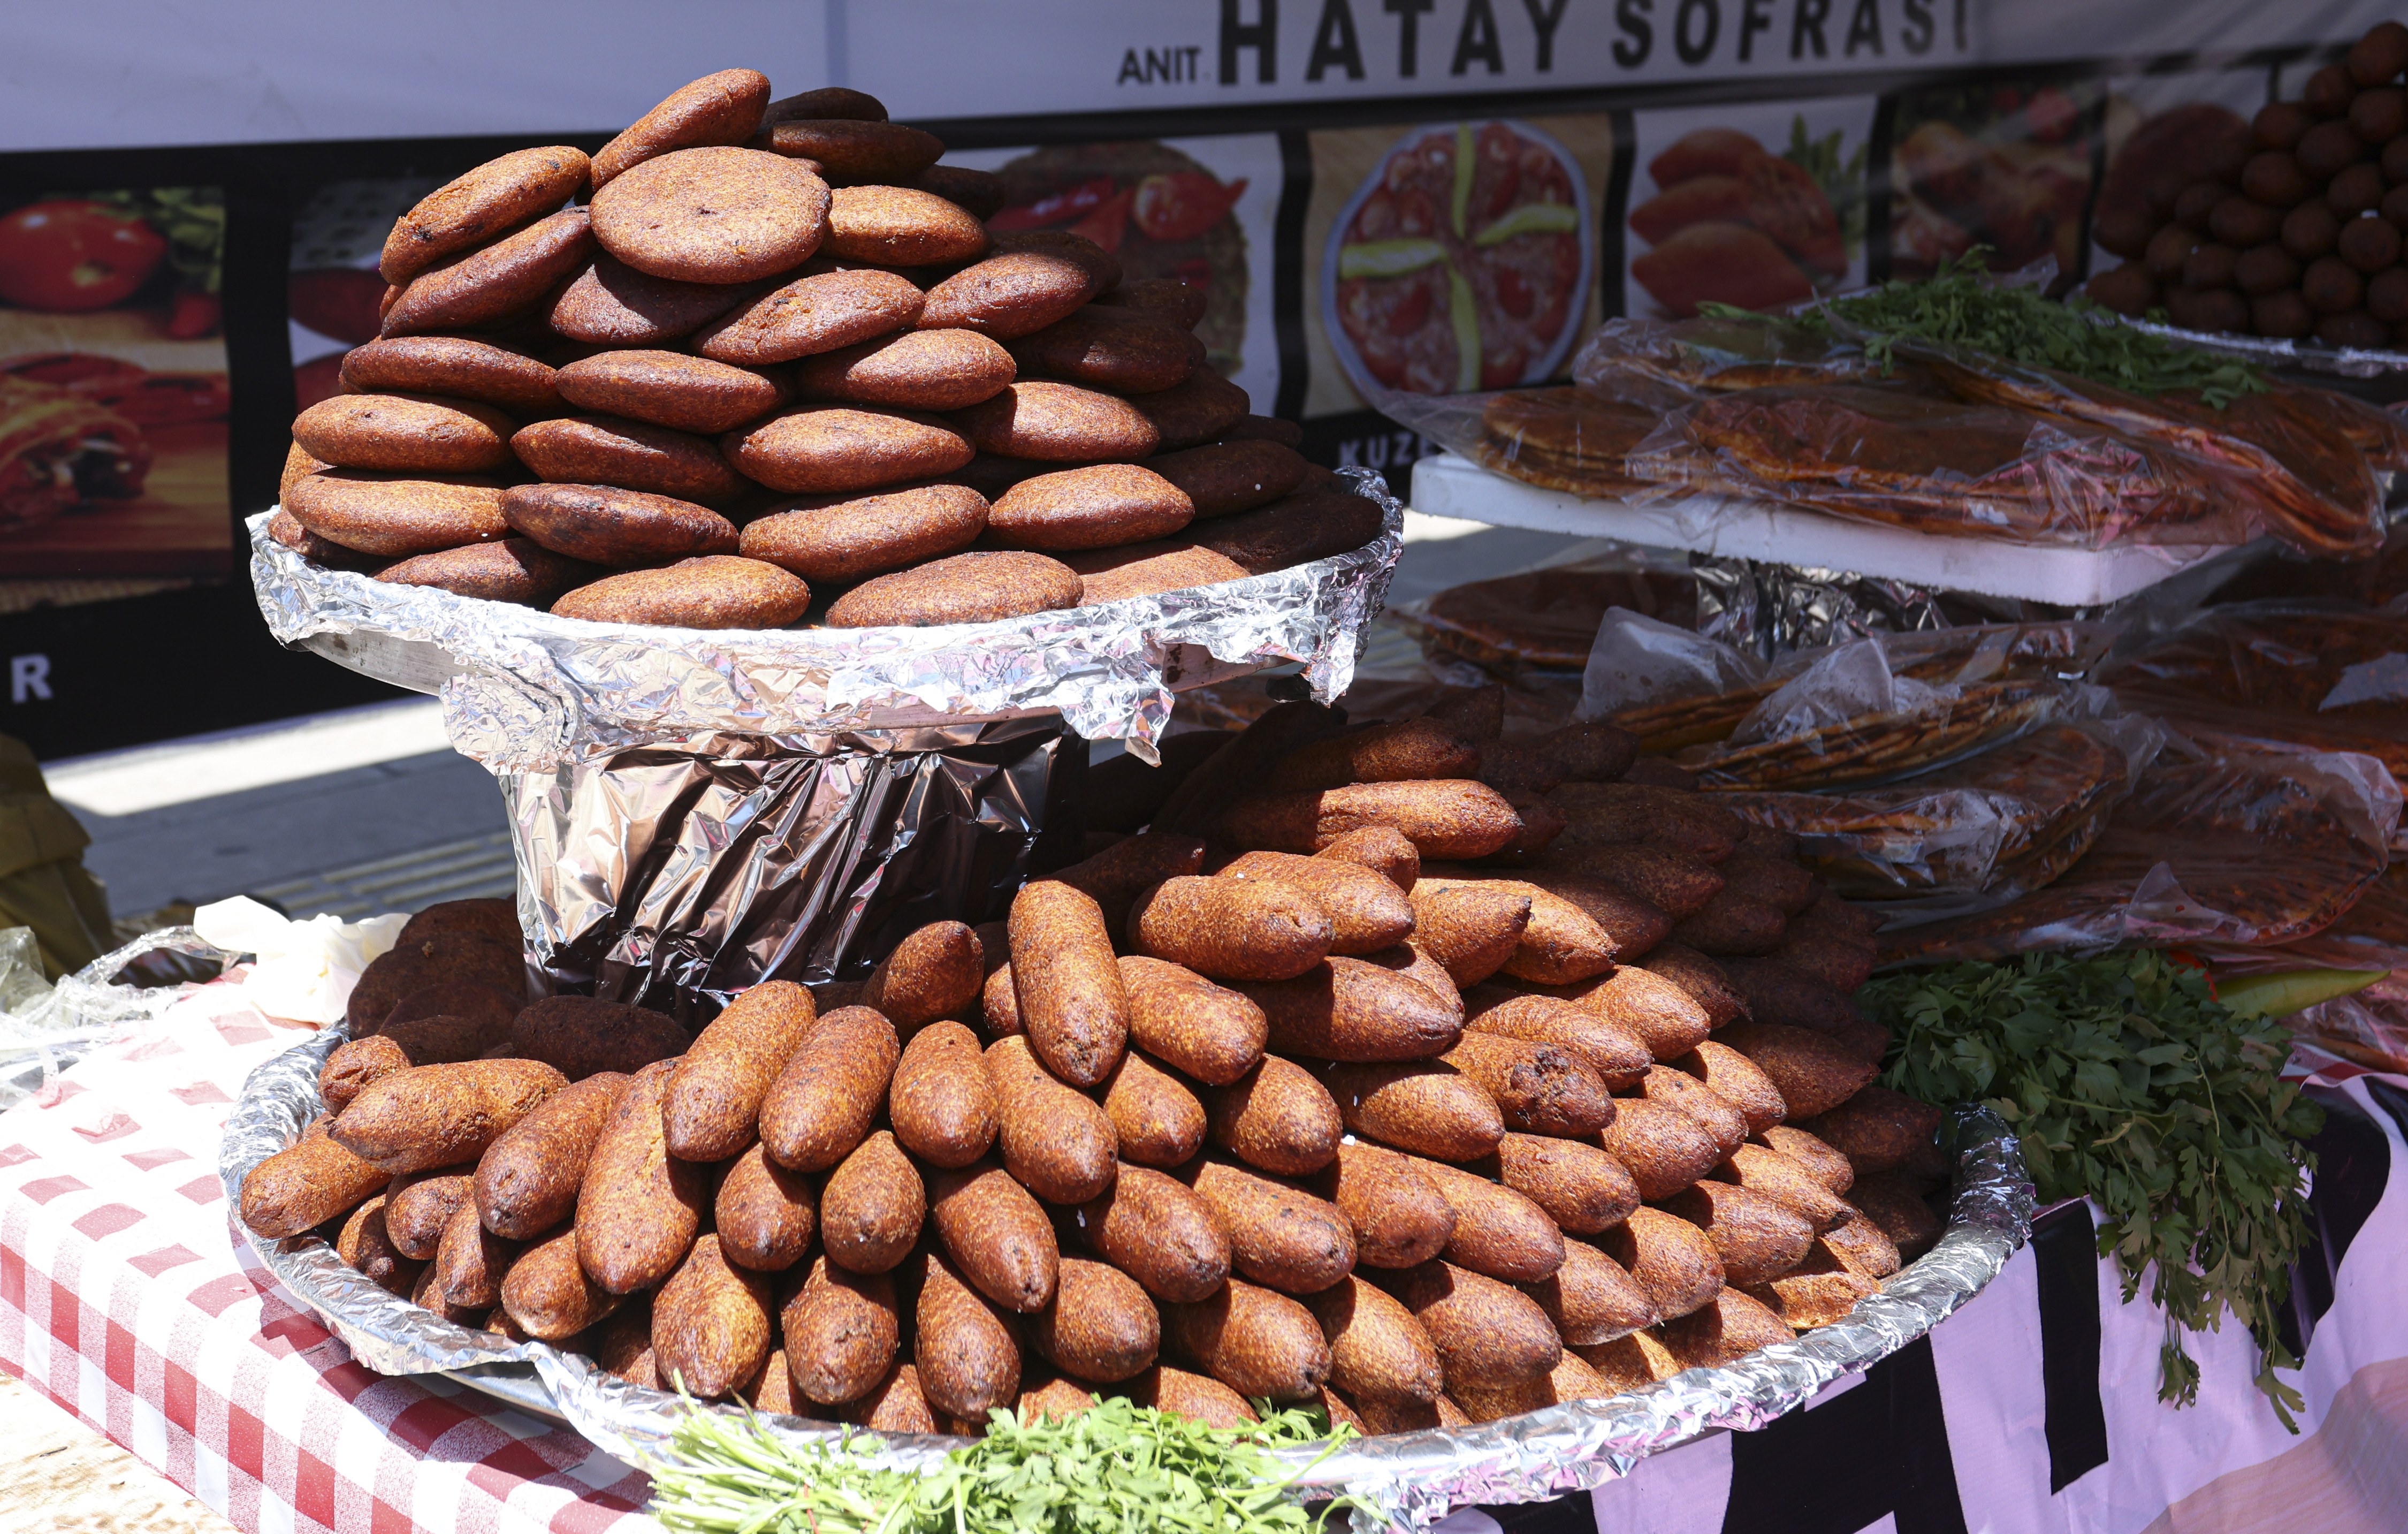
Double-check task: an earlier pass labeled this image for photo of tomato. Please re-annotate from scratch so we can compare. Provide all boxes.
[0,202,168,313]
[287,176,445,413]
[0,185,231,589]
[287,268,389,346]
[1133,173,1248,242]
[1325,121,1592,399]
[984,143,1255,379]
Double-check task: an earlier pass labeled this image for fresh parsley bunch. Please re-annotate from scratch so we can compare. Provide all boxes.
[1703,249,2268,407]
[644,1396,1365,1534]
[1861,949,2323,1425]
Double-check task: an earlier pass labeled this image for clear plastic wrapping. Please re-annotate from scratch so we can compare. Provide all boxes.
[1681,646,2071,792]
[2191,861,2408,1069]
[1575,313,1888,394]
[1578,617,2119,789]
[1721,712,2163,900]
[1878,736,2400,966]
[2206,525,2408,611]
[1853,306,2408,541]
[2102,598,2408,812]
[1384,549,1697,681]
[0,925,226,1108]
[2288,974,2408,1075]
[1627,378,2241,548]
[1376,312,2396,559]
[2197,860,2407,982]
[1577,607,1782,748]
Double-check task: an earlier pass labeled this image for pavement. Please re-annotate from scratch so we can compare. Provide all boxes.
[0,1371,235,1533]
[44,702,513,924]
[40,512,1591,923]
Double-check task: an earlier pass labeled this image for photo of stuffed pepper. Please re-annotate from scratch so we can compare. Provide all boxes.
[1626,109,1869,320]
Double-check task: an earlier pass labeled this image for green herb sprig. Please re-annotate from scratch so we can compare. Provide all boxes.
[642,1396,1367,1534]
[1781,115,1868,260]
[1702,249,2268,407]
[1861,948,2323,1426]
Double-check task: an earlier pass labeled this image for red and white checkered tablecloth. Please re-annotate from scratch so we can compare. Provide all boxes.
[0,974,658,1534]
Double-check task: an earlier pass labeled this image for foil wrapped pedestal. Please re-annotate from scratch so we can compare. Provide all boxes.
[509,718,1077,1015]
[250,474,1404,1003]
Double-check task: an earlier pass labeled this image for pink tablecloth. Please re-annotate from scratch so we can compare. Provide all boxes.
[0,976,656,1533]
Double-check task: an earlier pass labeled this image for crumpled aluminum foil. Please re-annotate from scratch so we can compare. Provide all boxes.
[1692,556,1951,661]
[508,717,1076,1016]
[2119,313,2408,382]
[249,474,1404,772]
[223,1026,2032,1532]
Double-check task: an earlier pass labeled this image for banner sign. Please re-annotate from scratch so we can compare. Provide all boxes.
[4,1,2386,148]
[0,0,2396,757]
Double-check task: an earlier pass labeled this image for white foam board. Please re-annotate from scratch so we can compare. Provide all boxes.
[1408,451,2233,605]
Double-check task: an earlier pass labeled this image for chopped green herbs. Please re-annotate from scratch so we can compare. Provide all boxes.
[643,1397,1365,1534]
[1861,948,2323,1426]
[1702,249,2269,407]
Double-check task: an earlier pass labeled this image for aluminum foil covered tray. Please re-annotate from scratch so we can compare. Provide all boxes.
[250,473,1405,772]
[223,1027,2033,1531]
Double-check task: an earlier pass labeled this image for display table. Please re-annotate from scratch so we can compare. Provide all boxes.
[4,973,2404,1534]
[0,974,650,1533]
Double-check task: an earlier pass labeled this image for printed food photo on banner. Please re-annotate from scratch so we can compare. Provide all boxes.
[1301,113,1612,479]
[2078,69,2261,328]
[1622,100,1871,320]
[942,135,1282,413]
[1888,77,2101,281]
[288,177,441,412]
[2082,58,2408,351]
[0,186,230,605]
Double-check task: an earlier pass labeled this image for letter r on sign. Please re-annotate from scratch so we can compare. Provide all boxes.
[9,655,50,703]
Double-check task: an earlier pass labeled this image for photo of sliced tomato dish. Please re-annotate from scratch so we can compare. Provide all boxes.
[1329,121,1591,397]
